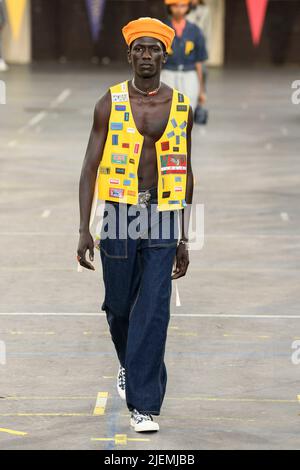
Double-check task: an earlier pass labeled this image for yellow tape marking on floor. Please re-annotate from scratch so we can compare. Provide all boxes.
[166,396,297,403]
[115,434,127,445]
[91,435,150,445]
[0,428,27,436]
[93,392,108,416]
[0,413,91,417]
[3,396,95,400]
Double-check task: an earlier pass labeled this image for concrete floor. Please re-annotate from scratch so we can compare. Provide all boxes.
[0,63,300,450]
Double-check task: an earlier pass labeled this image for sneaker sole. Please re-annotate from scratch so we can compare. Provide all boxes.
[130,418,159,432]
[117,385,126,400]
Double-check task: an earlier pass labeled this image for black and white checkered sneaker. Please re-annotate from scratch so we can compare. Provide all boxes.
[130,408,159,432]
[117,365,126,400]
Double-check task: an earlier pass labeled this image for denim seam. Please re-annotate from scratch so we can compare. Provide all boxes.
[99,239,128,259]
[147,241,178,248]
[128,278,143,321]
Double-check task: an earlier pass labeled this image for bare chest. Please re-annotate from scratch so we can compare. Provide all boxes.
[129,96,172,143]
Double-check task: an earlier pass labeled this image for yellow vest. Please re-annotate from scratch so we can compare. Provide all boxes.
[97,80,190,211]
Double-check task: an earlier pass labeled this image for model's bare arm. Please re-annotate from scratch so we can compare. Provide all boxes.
[77,92,111,271]
[196,62,206,104]
[172,105,194,280]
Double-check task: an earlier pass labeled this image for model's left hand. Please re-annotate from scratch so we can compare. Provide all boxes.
[199,92,207,105]
[172,244,190,280]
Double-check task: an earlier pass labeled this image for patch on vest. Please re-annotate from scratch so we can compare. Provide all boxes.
[177,105,188,112]
[109,179,120,185]
[111,122,123,131]
[161,141,169,151]
[112,135,119,145]
[160,155,187,175]
[111,154,128,165]
[109,188,125,198]
[128,190,136,197]
[112,93,129,103]
[115,105,126,111]
[99,166,111,175]
[162,191,171,199]
[115,168,126,175]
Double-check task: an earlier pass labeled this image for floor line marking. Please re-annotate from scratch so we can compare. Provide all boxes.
[1,395,295,404]
[50,89,71,108]
[175,282,181,307]
[0,413,91,417]
[119,413,255,423]
[1,396,96,400]
[7,140,17,148]
[1,232,300,239]
[166,396,297,403]
[93,392,108,416]
[0,427,27,436]
[41,210,51,219]
[13,89,71,140]
[1,313,300,319]
[91,435,150,445]
[28,111,48,127]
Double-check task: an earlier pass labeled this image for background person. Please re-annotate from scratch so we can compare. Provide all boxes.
[188,0,212,59]
[161,0,208,111]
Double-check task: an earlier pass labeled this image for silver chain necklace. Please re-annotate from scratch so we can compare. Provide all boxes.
[131,78,162,97]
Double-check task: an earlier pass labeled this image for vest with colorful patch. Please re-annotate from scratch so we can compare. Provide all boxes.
[97,80,190,211]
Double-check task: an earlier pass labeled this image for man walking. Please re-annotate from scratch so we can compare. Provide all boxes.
[78,17,194,432]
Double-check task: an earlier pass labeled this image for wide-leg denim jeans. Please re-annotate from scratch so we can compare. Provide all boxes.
[99,187,179,415]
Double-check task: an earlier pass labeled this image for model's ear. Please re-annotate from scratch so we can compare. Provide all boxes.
[127,48,132,64]
[162,52,168,64]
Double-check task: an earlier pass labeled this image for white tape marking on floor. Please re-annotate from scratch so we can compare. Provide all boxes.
[0,313,300,319]
[175,282,181,307]
[280,212,290,222]
[41,210,51,219]
[50,89,71,108]
[28,112,48,127]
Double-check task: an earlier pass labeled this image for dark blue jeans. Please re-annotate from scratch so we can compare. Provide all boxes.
[99,187,179,415]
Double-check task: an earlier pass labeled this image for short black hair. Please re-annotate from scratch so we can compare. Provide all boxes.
[166,4,192,16]
[129,39,166,53]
